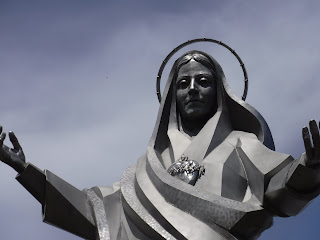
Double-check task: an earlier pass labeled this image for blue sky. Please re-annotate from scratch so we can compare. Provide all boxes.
[1,0,320,239]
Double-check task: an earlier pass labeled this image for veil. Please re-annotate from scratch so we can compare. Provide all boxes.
[132,50,275,239]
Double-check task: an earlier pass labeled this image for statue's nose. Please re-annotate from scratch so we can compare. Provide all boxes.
[190,78,195,89]
[189,78,198,93]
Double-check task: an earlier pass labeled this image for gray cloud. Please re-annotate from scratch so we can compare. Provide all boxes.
[1,0,320,239]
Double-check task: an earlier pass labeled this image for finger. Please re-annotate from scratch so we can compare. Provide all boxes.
[0,132,6,145]
[9,131,21,150]
[0,144,14,165]
[309,119,320,157]
[302,126,313,160]
[0,132,7,159]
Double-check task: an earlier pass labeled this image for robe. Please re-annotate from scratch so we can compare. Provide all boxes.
[14,50,320,239]
[15,129,320,240]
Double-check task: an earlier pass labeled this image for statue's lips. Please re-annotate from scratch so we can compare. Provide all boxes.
[185,99,203,106]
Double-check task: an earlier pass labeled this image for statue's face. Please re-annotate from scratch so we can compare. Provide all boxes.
[176,60,217,122]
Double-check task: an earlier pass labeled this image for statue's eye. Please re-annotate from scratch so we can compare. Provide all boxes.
[178,79,188,89]
[199,77,210,87]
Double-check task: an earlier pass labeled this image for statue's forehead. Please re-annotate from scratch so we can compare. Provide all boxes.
[177,60,213,77]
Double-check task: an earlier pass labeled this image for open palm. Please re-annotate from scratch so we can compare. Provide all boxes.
[303,120,320,168]
[0,126,26,173]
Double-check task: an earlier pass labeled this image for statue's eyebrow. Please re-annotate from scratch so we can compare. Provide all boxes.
[176,75,190,82]
[197,73,213,78]
[176,72,214,82]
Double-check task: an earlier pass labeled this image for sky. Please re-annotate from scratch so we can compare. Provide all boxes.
[0,0,320,239]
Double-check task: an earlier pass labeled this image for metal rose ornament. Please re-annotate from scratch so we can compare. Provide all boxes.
[167,156,205,185]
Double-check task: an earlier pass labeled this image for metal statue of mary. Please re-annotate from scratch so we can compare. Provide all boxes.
[1,39,320,240]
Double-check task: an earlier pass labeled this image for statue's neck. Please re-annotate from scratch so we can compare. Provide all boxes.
[180,116,211,138]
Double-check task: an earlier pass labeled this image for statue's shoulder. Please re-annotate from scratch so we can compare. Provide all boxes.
[225,131,294,174]
[226,130,257,144]
[91,182,121,199]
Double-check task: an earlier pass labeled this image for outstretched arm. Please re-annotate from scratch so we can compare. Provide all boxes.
[0,126,97,239]
[265,120,320,216]
[285,120,320,193]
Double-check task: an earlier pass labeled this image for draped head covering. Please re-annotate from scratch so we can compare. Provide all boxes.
[149,50,274,169]
[122,50,278,239]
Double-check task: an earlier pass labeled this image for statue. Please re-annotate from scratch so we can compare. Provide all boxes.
[1,39,320,240]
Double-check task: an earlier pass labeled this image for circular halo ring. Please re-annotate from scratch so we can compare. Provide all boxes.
[156,38,248,102]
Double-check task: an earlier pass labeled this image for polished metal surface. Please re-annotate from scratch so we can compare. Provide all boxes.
[84,189,110,240]
[120,163,176,240]
[167,156,205,185]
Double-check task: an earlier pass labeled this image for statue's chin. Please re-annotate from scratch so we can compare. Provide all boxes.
[181,101,217,118]
[180,109,213,124]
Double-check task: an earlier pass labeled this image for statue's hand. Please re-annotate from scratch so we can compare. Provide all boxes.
[302,120,320,168]
[0,126,26,173]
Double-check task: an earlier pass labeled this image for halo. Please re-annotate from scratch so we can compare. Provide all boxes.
[156,38,248,102]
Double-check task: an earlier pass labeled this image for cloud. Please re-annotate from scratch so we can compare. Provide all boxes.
[1,0,320,239]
